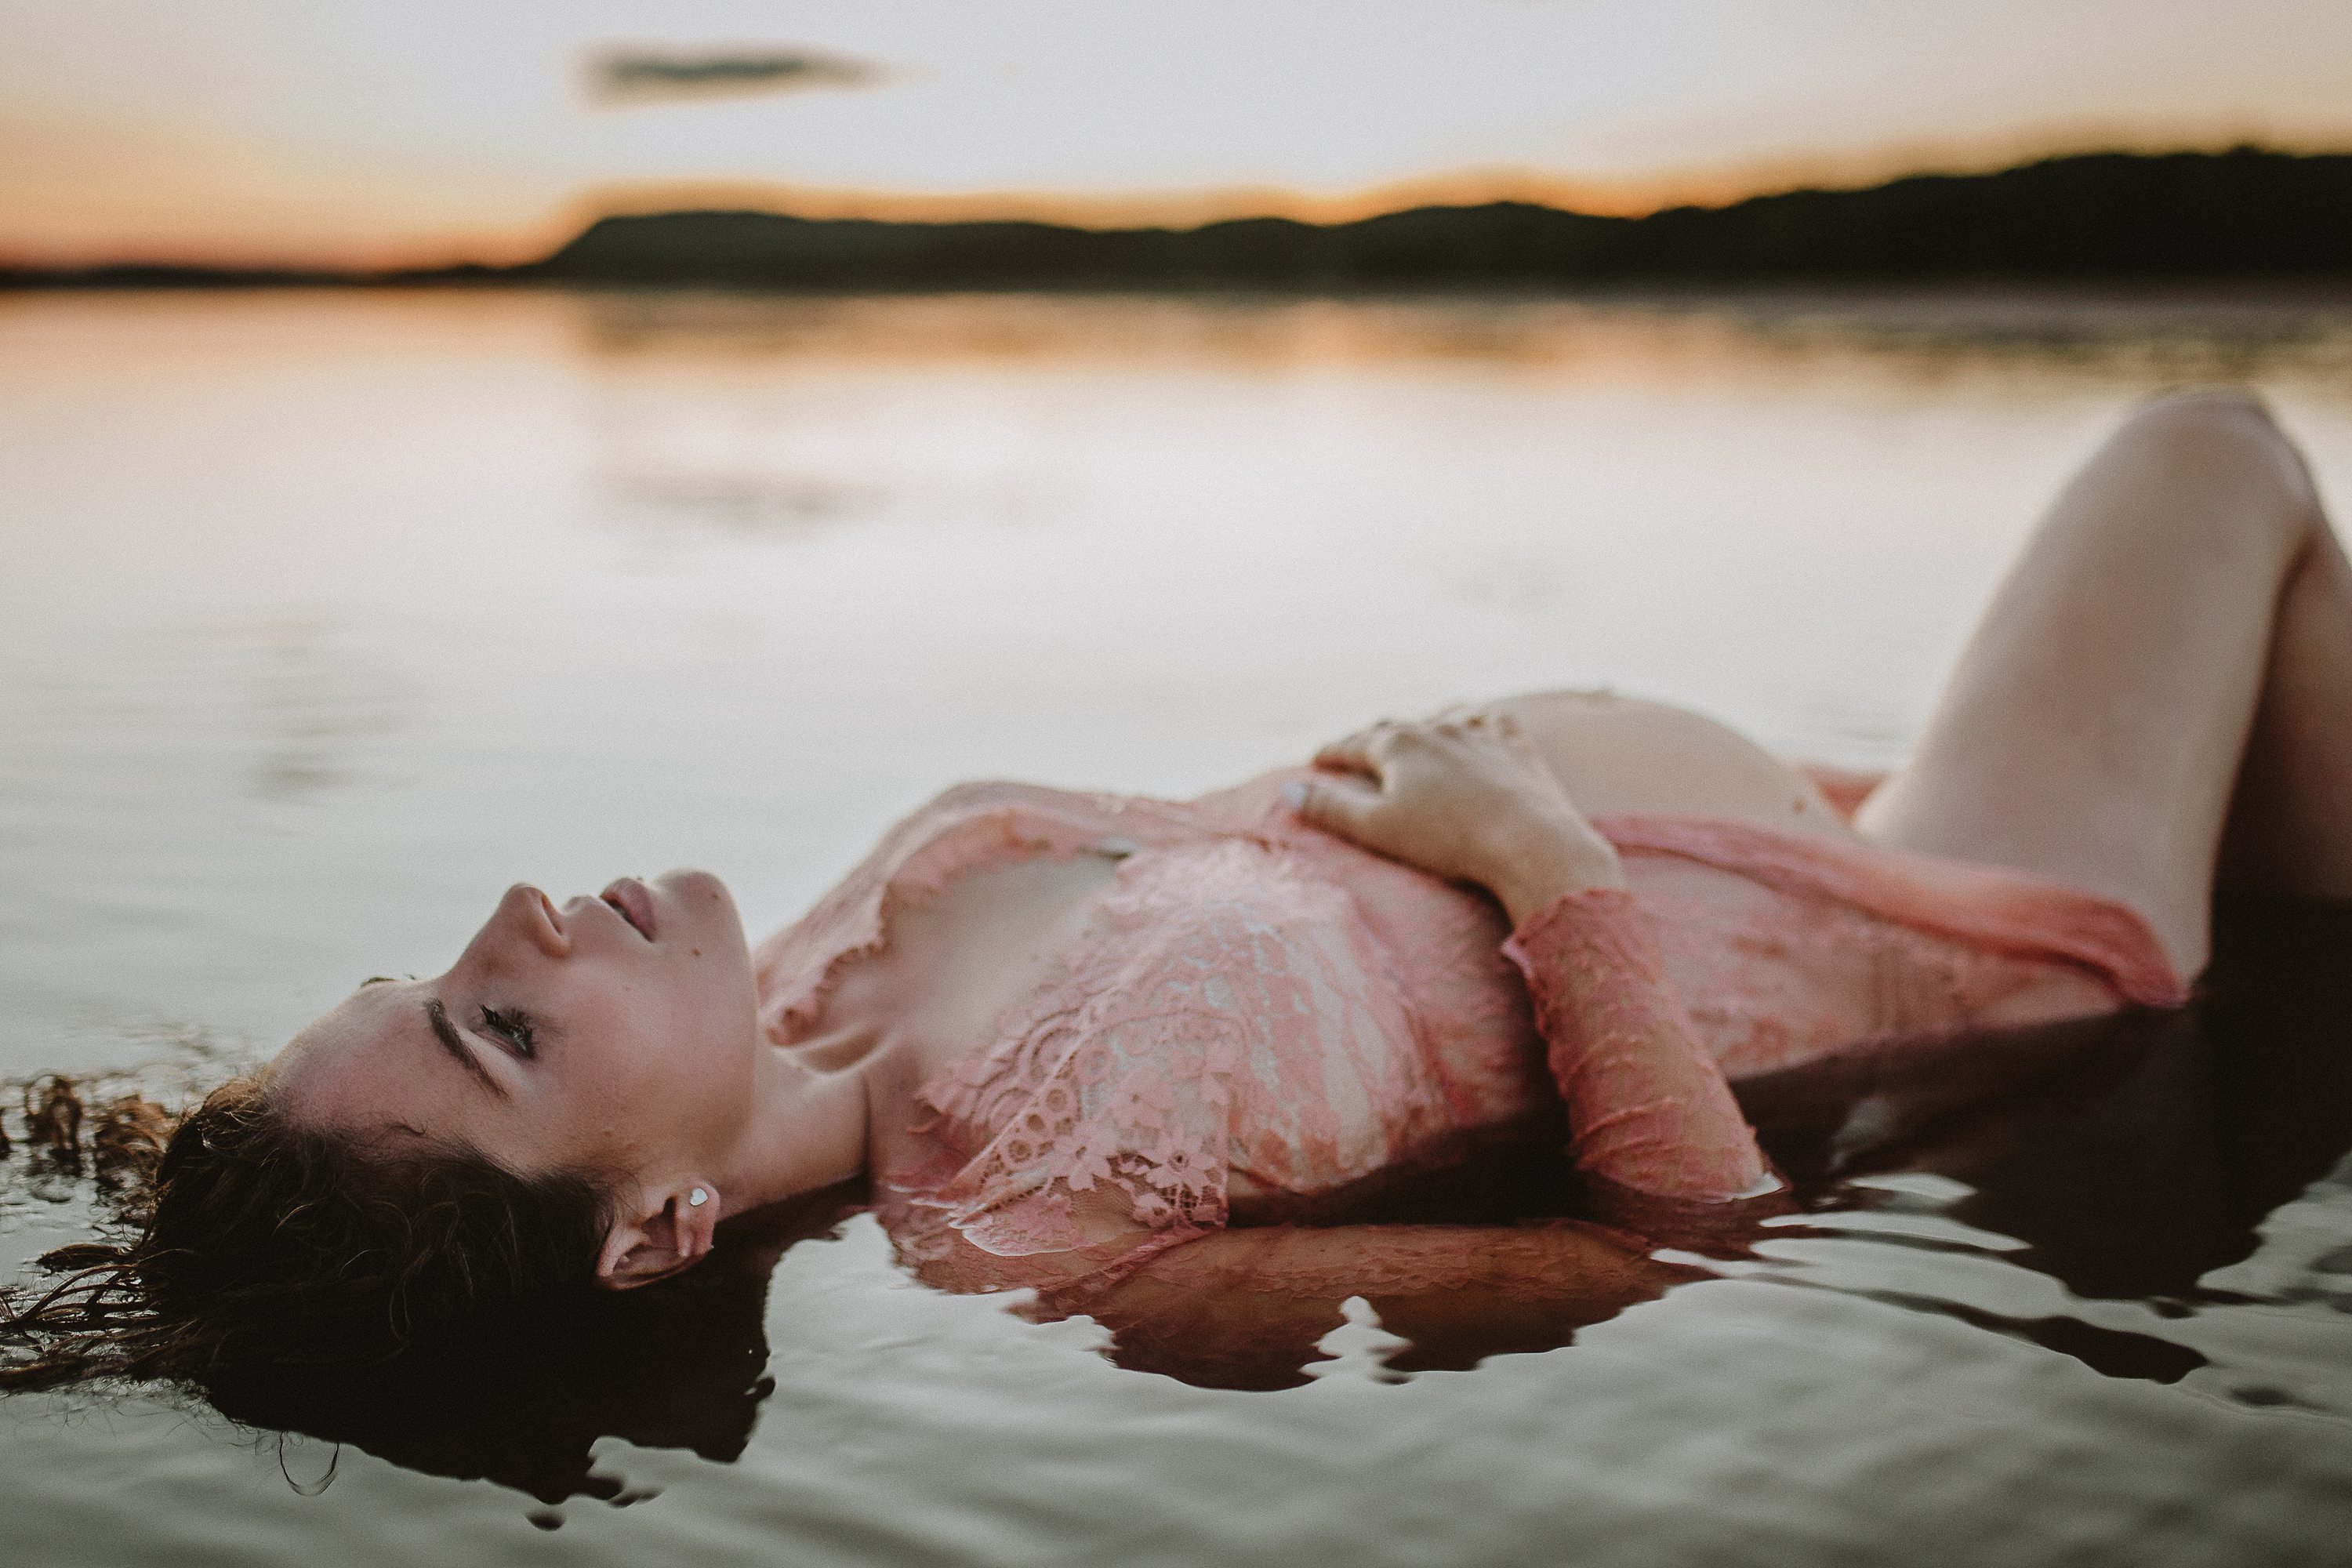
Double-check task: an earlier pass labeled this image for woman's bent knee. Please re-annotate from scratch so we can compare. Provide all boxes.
[2097,388,2322,561]
[2129,385,2285,444]
[2122,388,2318,503]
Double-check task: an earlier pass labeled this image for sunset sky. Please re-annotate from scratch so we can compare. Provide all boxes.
[4,0,2349,269]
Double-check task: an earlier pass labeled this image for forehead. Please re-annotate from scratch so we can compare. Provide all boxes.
[267,982,466,1134]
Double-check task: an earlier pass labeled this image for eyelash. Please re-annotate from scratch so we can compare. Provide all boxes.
[478,1005,537,1058]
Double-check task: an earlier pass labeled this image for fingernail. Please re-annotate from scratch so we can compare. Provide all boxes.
[1279,780,1308,811]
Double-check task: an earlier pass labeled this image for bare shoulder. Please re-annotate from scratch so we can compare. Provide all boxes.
[1476,688,1852,837]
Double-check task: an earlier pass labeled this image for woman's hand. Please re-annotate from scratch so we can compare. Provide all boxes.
[1286,710,1624,925]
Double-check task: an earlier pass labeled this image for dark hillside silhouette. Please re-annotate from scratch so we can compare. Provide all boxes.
[527,149,2352,288]
[7,148,2350,289]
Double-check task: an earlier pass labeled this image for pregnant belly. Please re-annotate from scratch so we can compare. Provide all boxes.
[1483,689,1854,837]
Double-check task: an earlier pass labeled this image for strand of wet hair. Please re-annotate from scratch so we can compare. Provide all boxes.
[0,1076,187,1389]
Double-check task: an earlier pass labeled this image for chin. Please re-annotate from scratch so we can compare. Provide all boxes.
[655,869,745,935]
[655,866,731,898]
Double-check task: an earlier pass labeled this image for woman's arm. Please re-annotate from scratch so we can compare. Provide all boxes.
[1502,886,1769,1201]
[1065,1220,1695,1389]
[1289,713,1773,1209]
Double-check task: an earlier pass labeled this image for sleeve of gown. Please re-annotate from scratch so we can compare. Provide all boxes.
[1501,886,1770,1207]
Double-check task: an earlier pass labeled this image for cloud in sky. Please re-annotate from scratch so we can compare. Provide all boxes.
[587,45,884,107]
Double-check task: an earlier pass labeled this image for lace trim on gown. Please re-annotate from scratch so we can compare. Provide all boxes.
[759,782,1210,1046]
[878,832,1473,1302]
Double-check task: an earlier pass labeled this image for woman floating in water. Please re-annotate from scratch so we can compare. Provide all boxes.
[5,387,2347,1394]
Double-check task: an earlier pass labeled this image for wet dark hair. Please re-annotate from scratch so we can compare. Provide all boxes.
[1,1073,612,1392]
[2,1069,866,1504]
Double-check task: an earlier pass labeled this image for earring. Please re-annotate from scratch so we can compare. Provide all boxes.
[688,1187,710,1208]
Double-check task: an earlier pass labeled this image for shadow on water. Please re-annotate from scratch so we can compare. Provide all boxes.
[192,891,2352,1504]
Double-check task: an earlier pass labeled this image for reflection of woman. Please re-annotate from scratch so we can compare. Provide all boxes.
[7,388,2348,1393]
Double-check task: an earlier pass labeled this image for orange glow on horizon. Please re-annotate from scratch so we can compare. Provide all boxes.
[3,122,2337,276]
[442,122,2352,275]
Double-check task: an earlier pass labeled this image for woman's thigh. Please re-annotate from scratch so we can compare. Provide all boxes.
[1855,390,2324,978]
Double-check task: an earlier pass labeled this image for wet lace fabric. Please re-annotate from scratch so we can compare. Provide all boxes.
[754,774,2187,1306]
[1504,887,1767,1201]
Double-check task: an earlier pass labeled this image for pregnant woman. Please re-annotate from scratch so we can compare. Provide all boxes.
[6,388,2347,1393]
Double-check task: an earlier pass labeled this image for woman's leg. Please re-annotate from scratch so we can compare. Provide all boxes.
[1855,388,2350,979]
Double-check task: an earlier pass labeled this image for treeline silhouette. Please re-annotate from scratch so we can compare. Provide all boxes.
[10,148,2352,290]
[534,150,2352,288]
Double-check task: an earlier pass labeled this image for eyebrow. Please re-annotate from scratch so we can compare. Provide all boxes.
[424,999,510,1101]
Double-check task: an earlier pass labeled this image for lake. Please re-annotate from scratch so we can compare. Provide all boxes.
[6,286,2352,1564]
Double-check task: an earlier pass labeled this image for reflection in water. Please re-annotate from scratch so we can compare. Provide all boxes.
[9,289,2352,1560]
[196,1189,860,1509]
[1796,1285,2207,1385]
[1719,291,2352,384]
[240,619,408,801]
[572,286,2352,386]
[604,471,879,537]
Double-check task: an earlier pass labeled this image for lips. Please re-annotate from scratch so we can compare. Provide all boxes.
[601,877,658,941]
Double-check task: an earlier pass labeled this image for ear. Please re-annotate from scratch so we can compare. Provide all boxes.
[593,1182,720,1291]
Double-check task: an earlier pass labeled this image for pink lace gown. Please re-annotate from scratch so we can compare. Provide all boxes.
[753,771,2186,1317]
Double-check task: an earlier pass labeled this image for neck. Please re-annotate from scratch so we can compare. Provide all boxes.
[711,1041,873,1214]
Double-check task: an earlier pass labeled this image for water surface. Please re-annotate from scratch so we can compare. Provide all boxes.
[7,288,2352,1564]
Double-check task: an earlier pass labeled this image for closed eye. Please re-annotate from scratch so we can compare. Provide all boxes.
[425,999,506,1099]
[478,1005,537,1059]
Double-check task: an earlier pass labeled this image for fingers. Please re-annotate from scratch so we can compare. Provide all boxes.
[1283,772,1382,837]
[1312,718,1407,777]
[1311,731,1377,775]
[1426,701,1491,727]
[1314,710,1519,775]
[1428,704,1521,741]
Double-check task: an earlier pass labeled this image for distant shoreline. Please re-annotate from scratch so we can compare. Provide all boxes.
[9,148,2351,292]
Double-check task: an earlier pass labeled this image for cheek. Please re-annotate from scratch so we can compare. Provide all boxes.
[575,989,752,1142]
[532,1000,670,1165]
[541,946,760,1168]
[663,934,763,1079]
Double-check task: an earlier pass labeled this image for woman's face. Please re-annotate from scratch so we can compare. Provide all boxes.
[268,870,763,1185]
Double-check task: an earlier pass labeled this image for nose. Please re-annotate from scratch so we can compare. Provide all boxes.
[492,884,572,960]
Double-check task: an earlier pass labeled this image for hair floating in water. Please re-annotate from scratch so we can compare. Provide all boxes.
[1,1069,613,1395]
